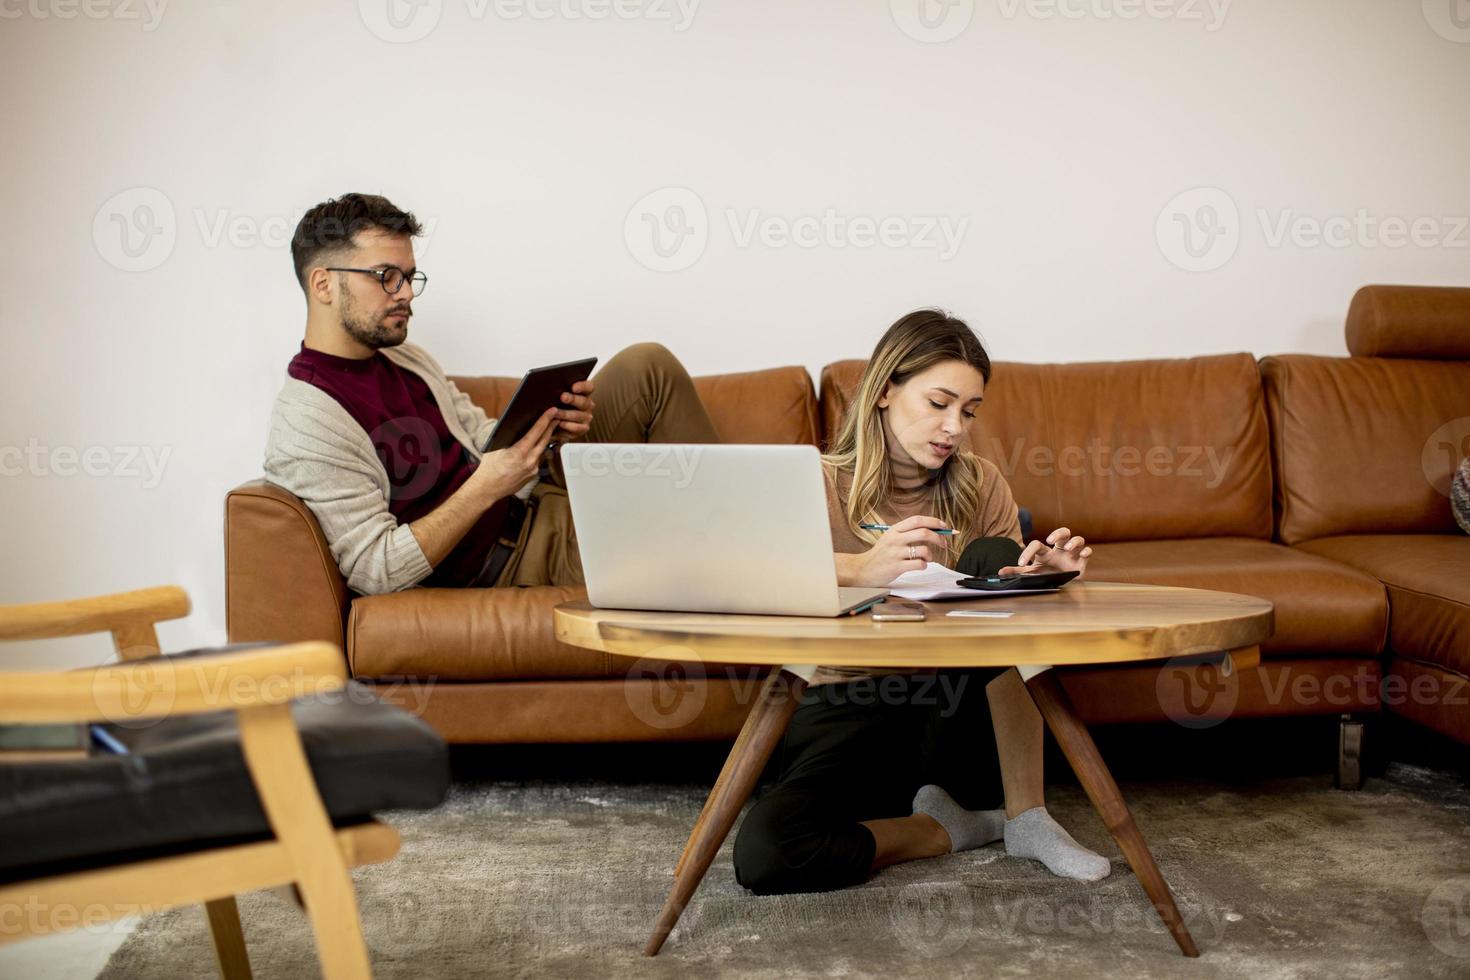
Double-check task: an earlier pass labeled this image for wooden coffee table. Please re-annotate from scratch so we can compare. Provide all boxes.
[554,581,1273,958]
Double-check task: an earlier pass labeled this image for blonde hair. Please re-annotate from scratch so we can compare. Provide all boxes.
[822,309,992,564]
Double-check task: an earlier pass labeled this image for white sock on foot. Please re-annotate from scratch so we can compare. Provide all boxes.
[1004,806,1111,881]
[912,784,1005,853]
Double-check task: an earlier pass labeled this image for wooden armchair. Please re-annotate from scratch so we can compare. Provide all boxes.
[0,586,445,979]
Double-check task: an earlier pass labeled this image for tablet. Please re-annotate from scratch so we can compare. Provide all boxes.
[482,357,598,453]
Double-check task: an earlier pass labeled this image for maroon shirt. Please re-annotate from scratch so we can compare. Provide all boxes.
[287,345,507,588]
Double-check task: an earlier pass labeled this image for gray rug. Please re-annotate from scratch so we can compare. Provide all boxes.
[99,764,1470,979]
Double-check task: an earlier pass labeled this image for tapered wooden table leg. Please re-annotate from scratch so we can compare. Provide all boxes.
[1024,669,1201,958]
[674,670,782,879]
[645,668,807,957]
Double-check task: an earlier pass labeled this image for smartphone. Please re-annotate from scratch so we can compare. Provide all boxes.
[482,357,599,453]
[872,600,927,622]
[958,570,1079,592]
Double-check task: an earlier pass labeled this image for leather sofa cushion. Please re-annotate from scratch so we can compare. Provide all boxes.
[822,354,1274,542]
[1261,355,1470,544]
[1085,538,1386,657]
[1295,535,1469,678]
[348,586,755,683]
[1346,284,1470,360]
[451,364,819,446]
[693,366,820,445]
[0,687,447,881]
[349,585,600,681]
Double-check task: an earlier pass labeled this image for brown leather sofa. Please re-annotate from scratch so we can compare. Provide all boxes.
[226,285,1470,755]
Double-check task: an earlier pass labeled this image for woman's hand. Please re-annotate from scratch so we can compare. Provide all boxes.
[841,515,951,587]
[998,527,1093,579]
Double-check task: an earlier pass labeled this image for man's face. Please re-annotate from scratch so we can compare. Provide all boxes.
[334,228,417,350]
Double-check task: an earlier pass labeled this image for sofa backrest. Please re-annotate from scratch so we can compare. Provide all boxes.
[451,364,820,446]
[821,353,1274,543]
[1263,285,1470,544]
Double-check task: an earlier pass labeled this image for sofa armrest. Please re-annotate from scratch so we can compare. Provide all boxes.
[226,479,349,649]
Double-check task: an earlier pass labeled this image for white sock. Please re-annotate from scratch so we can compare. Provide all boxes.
[1004,806,1111,881]
[912,784,1005,853]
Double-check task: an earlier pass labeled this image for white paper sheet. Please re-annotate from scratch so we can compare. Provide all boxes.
[886,562,1059,601]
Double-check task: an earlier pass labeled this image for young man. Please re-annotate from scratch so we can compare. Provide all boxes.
[264,192,719,595]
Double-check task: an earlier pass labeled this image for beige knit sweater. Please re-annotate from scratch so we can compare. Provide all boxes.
[263,342,503,596]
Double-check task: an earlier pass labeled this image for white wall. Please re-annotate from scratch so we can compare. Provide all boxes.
[2,0,1468,667]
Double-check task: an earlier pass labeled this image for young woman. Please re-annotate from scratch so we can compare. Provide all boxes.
[732,309,1107,895]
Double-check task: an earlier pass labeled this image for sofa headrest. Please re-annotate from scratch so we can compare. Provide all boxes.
[1346,285,1470,360]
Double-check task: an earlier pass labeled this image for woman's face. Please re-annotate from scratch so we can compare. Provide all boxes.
[878,359,986,472]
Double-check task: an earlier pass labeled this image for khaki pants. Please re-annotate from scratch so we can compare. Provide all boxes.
[494,342,719,588]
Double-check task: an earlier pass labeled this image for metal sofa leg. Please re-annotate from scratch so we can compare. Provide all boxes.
[1336,714,1365,790]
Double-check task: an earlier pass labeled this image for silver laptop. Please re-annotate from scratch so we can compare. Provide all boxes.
[561,444,888,617]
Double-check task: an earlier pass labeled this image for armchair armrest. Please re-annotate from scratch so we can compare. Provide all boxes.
[0,642,347,724]
[0,586,190,661]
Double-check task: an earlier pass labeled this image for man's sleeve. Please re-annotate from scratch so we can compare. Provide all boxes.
[264,395,434,595]
[445,377,496,454]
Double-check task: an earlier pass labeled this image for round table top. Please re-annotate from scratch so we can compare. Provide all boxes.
[553,581,1275,670]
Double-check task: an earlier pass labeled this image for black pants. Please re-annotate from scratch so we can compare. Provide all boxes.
[732,668,1006,896]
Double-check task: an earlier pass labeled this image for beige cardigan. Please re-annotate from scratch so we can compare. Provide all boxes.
[263,343,503,596]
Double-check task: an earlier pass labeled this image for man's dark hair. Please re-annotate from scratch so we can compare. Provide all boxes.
[291,193,422,293]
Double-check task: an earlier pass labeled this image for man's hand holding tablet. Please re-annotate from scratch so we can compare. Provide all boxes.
[482,357,599,452]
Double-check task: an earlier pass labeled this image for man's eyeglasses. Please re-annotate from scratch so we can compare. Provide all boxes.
[326,266,428,297]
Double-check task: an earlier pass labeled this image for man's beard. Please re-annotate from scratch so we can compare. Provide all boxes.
[339,286,410,350]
